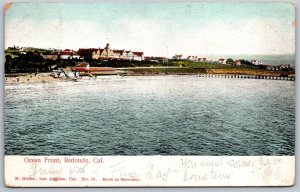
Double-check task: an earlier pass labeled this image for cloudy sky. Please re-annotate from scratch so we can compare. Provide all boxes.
[5,2,295,57]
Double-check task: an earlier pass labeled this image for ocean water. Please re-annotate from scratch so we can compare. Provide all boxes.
[5,76,295,155]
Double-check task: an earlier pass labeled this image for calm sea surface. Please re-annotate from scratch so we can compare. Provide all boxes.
[5,76,295,155]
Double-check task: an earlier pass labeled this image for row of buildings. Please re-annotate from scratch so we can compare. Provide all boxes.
[41,43,144,61]
[173,54,243,65]
[173,54,266,66]
[8,45,288,70]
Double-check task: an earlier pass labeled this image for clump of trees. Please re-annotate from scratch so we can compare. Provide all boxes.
[5,52,80,73]
[226,58,233,65]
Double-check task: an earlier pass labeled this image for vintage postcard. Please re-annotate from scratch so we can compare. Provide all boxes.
[4,1,295,187]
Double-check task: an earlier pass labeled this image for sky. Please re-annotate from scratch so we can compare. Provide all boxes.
[5,2,295,57]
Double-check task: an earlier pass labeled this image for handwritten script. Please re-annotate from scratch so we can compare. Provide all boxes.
[5,156,294,186]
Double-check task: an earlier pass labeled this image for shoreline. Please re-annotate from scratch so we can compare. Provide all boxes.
[5,73,59,84]
[5,71,295,85]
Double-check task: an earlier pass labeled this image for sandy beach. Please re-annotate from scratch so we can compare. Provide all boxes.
[5,69,295,85]
[4,73,113,84]
[5,73,60,84]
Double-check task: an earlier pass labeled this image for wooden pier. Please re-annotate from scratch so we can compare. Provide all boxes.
[197,74,295,81]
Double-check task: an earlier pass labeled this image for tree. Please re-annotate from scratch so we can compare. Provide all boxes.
[240,59,252,65]
[5,55,13,73]
[226,58,233,65]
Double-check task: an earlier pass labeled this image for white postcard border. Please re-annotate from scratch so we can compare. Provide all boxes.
[4,155,295,187]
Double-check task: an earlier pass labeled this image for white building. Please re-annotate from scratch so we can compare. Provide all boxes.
[218,58,226,64]
[78,44,144,61]
[187,56,198,61]
[251,60,263,65]
[132,52,144,61]
[59,49,81,60]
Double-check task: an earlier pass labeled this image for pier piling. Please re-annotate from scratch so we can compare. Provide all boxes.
[197,73,294,81]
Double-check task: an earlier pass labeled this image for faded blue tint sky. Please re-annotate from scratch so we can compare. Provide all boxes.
[5,2,295,56]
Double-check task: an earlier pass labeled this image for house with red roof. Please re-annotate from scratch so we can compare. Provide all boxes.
[187,56,198,61]
[132,51,144,61]
[92,49,104,60]
[77,48,105,60]
[59,49,81,60]
[72,62,90,72]
[126,50,134,60]
[218,58,226,64]
[198,58,207,62]
[173,54,183,60]
[98,43,115,59]
[77,43,144,61]
[113,49,128,59]
[233,60,241,65]
[72,62,117,75]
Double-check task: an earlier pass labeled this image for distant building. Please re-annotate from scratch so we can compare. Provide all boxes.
[125,51,133,60]
[132,51,144,61]
[173,54,183,60]
[144,56,168,63]
[91,48,103,60]
[159,57,169,63]
[72,62,117,75]
[187,56,198,61]
[72,62,90,72]
[7,46,18,50]
[197,58,207,62]
[41,52,59,60]
[78,43,144,61]
[113,49,127,59]
[233,60,241,65]
[251,60,263,65]
[77,48,98,60]
[218,58,226,64]
[99,43,115,59]
[59,49,81,60]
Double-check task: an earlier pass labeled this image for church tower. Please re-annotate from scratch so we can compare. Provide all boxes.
[105,43,110,50]
[104,43,111,57]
